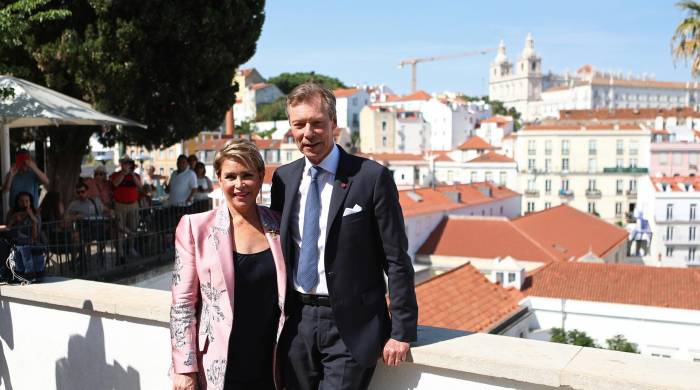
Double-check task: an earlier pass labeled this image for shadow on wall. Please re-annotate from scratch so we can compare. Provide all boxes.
[0,300,14,390]
[55,300,141,390]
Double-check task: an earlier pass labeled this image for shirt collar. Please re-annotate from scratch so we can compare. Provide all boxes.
[304,144,339,176]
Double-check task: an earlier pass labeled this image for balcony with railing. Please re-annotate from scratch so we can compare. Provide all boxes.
[603,167,649,174]
[1,279,698,389]
[524,189,540,197]
[558,189,574,198]
[585,189,602,199]
[626,188,638,197]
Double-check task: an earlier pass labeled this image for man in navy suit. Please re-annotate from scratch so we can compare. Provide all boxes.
[271,83,418,390]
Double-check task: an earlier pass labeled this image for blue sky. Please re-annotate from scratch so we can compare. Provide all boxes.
[243,1,694,96]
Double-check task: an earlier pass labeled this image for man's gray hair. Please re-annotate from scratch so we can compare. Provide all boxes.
[286,83,337,123]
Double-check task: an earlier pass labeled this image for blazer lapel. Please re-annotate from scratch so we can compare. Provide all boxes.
[280,159,304,263]
[211,204,235,307]
[326,149,353,237]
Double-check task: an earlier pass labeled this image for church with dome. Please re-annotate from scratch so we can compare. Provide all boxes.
[489,34,700,121]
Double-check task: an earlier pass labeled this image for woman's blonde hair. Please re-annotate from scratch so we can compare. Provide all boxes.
[213,139,265,178]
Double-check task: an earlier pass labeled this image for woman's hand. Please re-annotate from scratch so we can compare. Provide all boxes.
[172,372,197,390]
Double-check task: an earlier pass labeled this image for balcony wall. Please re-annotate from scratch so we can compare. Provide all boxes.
[1,278,699,389]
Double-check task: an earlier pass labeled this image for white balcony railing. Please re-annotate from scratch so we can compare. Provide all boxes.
[1,278,699,389]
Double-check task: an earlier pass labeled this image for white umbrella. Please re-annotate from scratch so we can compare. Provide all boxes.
[0,75,147,212]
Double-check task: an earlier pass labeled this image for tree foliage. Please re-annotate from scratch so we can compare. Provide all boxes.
[549,328,598,348]
[672,1,700,76]
[256,96,287,121]
[1,0,265,201]
[267,71,346,94]
[462,95,522,129]
[605,334,639,353]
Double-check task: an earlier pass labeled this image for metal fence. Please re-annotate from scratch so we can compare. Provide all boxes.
[2,199,212,280]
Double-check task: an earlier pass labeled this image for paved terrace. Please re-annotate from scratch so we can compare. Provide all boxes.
[1,278,698,389]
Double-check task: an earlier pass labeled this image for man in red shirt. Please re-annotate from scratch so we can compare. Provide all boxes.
[110,155,142,259]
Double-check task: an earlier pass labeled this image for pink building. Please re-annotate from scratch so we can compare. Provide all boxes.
[651,141,700,177]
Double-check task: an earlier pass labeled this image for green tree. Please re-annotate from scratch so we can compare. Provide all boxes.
[257,127,276,139]
[235,121,256,136]
[672,1,700,76]
[606,335,639,353]
[461,95,522,129]
[550,328,598,348]
[1,0,265,201]
[256,96,287,121]
[267,71,346,94]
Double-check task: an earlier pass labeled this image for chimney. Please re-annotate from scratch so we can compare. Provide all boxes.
[225,108,234,137]
[444,191,461,203]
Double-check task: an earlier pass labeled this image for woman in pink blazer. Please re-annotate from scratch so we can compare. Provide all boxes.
[170,140,286,390]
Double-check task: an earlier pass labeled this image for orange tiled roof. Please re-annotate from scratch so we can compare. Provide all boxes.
[362,153,425,162]
[399,182,519,218]
[502,133,517,140]
[253,139,282,149]
[481,115,513,124]
[511,205,628,260]
[418,205,627,262]
[333,88,361,98]
[458,135,497,150]
[250,82,271,91]
[522,262,700,310]
[416,263,521,332]
[559,107,700,120]
[198,138,231,151]
[522,123,642,131]
[263,165,279,184]
[387,90,432,102]
[651,175,700,192]
[432,151,454,162]
[467,152,515,163]
[418,217,560,262]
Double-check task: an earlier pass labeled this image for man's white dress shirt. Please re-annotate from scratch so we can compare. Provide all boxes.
[290,145,340,295]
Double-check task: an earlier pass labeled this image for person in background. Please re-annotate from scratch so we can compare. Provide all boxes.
[110,155,142,258]
[2,149,50,208]
[193,162,213,202]
[84,165,113,209]
[5,191,43,280]
[65,182,108,222]
[187,154,198,171]
[167,155,197,206]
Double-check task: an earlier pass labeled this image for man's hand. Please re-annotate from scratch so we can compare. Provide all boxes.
[382,338,410,366]
[172,372,197,390]
[9,165,17,176]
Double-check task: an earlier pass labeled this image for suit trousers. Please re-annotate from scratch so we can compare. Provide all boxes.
[281,303,376,390]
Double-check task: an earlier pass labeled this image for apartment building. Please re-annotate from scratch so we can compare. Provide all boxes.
[333,88,370,133]
[516,123,651,223]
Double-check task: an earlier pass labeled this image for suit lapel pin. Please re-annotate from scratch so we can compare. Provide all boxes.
[340,182,348,189]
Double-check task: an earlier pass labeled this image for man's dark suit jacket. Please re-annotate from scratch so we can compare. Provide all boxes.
[271,145,418,368]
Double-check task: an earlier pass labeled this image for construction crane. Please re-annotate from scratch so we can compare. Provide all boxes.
[398,48,496,93]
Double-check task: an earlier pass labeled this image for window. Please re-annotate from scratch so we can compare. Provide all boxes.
[588,179,597,191]
[286,151,293,161]
[666,246,674,257]
[470,172,477,183]
[562,158,569,172]
[527,202,535,212]
[499,172,507,185]
[615,202,623,216]
[545,179,552,193]
[507,273,516,283]
[616,140,624,155]
[616,179,624,195]
[629,179,637,193]
[673,152,682,166]
[652,353,672,359]
[690,247,697,261]
[690,153,698,167]
[545,140,552,155]
[496,272,504,284]
[666,225,674,240]
[630,158,637,168]
[545,159,551,172]
[527,179,536,191]
[588,158,596,173]
[629,140,638,155]
[616,158,624,168]
[691,204,697,221]
[528,159,536,171]
[381,121,387,132]
[690,227,696,241]
[382,136,387,147]
[528,140,536,155]
[485,171,493,182]
[667,204,674,220]
[659,153,668,166]
[588,140,597,155]
[588,202,596,213]
[544,202,551,209]
[561,140,570,155]
[561,179,570,191]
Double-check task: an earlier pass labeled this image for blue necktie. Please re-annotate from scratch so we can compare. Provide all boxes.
[298,166,322,291]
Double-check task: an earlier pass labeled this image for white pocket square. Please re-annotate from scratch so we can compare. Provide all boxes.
[343,204,363,217]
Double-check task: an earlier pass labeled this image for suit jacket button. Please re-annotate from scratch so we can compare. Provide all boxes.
[327,272,335,278]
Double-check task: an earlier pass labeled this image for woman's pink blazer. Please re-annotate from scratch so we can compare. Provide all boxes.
[170,204,287,390]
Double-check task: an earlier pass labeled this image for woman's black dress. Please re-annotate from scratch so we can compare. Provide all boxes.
[224,248,279,390]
